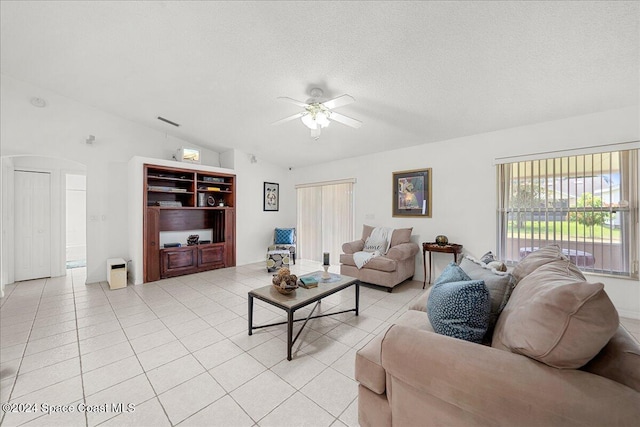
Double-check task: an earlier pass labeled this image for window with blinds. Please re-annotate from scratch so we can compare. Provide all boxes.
[497,149,638,278]
[296,180,354,265]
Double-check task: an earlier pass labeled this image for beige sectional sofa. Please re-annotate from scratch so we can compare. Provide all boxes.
[355,246,640,426]
[340,225,419,291]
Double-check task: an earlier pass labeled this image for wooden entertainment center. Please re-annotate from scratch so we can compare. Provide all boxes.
[143,163,236,282]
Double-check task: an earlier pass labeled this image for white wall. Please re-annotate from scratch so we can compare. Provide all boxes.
[230,149,296,266]
[0,74,221,284]
[291,106,640,318]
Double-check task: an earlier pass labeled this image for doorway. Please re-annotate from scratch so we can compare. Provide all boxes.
[65,174,86,269]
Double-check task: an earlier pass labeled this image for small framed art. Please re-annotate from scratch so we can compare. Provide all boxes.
[392,168,432,217]
[263,182,279,211]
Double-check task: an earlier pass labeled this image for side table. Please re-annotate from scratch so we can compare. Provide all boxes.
[422,242,463,288]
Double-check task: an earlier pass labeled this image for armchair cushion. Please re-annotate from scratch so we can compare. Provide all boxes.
[342,240,364,254]
[275,228,295,244]
[361,225,413,247]
[385,242,419,261]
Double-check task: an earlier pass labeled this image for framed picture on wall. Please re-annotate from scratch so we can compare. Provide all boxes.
[392,168,432,217]
[264,182,279,211]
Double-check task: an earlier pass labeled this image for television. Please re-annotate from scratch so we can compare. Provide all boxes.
[177,147,201,164]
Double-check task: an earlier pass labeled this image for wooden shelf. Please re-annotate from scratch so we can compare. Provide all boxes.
[143,164,236,282]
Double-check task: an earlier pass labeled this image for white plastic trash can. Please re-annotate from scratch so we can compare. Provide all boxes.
[107,258,127,290]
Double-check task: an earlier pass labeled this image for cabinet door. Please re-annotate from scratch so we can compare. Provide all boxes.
[145,207,161,282]
[198,244,225,270]
[161,247,197,278]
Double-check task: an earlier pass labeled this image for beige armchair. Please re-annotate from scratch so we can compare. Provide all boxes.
[340,225,419,291]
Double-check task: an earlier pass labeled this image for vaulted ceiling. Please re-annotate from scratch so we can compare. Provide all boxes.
[1,1,638,168]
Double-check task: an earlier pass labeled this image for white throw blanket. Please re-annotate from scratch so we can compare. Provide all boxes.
[353,227,394,269]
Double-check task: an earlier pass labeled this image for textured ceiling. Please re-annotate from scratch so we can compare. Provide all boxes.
[1,1,638,168]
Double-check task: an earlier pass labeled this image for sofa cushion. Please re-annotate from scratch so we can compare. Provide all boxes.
[408,287,432,312]
[427,279,491,343]
[459,257,515,330]
[407,263,468,313]
[512,244,585,284]
[492,259,619,369]
[581,325,640,392]
[435,262,471,286]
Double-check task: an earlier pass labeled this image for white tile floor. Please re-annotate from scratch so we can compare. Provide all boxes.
[0,261,425,427]
[1,261,638,427]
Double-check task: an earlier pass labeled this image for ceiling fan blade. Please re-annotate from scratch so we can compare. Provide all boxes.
[271,112,304,126]
[277,97,309,107]
[321,94,355,109]
[329,112,362,129]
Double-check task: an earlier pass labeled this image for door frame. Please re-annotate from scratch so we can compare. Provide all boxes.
[1,155,87,289]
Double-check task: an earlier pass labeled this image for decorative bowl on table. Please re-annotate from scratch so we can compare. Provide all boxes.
[435,235,449,246]
[272,268,298,295]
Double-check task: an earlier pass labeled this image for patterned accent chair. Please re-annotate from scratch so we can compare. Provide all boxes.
[268,228,297,265]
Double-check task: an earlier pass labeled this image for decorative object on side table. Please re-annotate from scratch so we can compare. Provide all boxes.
[422,241,463,288]
[435,235,448,246]
[272,267,298,294]
[264,182,279,211]
[322,252,331,280]
[392,168,432,217]
[187,235,199,246]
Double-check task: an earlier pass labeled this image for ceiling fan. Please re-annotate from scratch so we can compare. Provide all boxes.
[272,88,362,140]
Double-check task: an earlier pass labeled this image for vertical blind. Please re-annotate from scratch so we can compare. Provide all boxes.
[296,180,354,265]
[497,149,638,278]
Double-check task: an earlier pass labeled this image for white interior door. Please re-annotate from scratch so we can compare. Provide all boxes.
[15,170,51,281]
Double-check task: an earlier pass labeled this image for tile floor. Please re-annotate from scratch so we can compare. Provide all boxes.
[0,260,425,427]
[1,261,639,427]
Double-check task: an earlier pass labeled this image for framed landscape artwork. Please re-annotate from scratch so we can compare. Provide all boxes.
[263,182,279,211]
[392,168,432,217]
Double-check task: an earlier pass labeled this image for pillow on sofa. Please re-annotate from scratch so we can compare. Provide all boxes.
[427,279,491,343]
[479,251,497,264]
[435,262,471,286]
[512,244,571,283]
[492,259,619,369]
[459,257,515,330]
[407,263,469,312]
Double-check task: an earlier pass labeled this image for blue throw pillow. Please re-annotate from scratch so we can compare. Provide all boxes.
[434,262,471,286]
[275,228,294,244]
[427,279,491,343]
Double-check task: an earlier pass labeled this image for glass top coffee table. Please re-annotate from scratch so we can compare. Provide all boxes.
[248,272,359,361]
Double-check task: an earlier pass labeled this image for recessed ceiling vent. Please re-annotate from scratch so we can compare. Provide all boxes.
[157,116,180,127]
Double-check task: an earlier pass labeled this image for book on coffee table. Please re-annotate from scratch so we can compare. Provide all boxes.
[299,276,318,288]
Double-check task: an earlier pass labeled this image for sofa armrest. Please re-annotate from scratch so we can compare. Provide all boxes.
[386,242,419,261]
[342,239,364,254]
[380,325,640,426]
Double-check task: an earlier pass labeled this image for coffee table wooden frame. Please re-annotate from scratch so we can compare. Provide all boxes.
[248,273,359,361]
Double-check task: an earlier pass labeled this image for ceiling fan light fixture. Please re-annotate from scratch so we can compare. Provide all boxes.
[301,104,331,130]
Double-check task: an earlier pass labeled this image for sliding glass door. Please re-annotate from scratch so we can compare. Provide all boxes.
[296,180,354,265]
